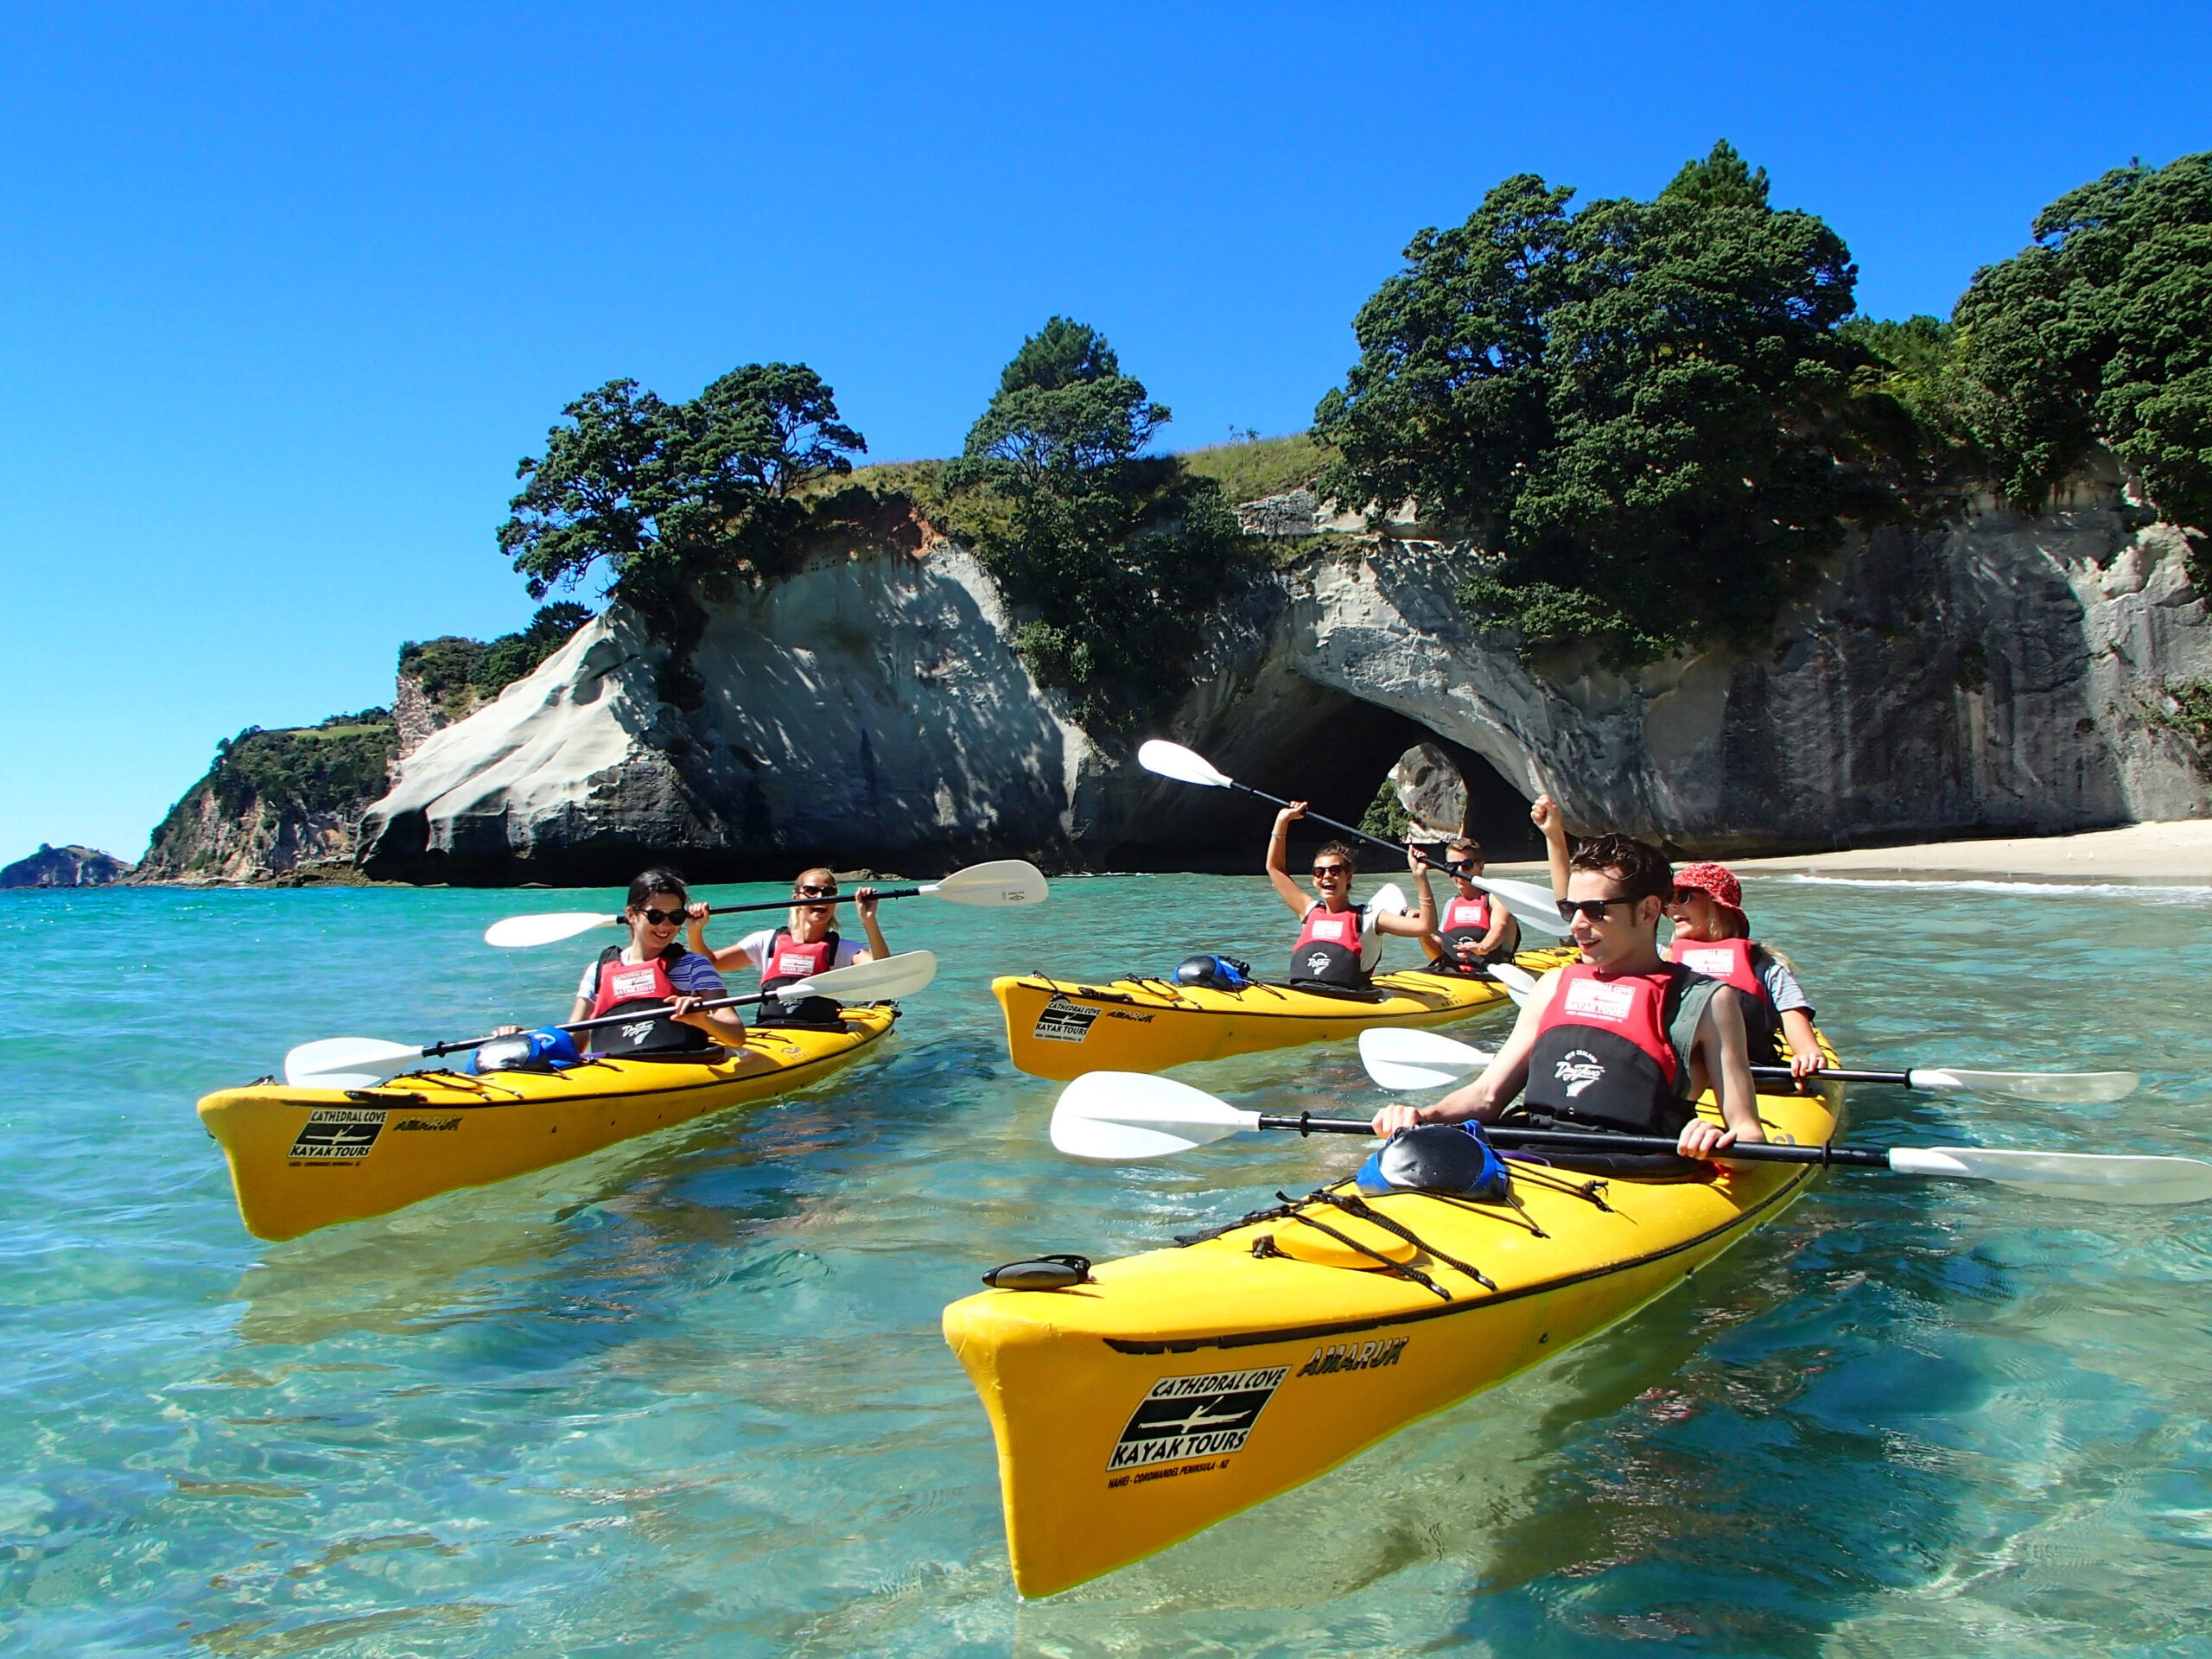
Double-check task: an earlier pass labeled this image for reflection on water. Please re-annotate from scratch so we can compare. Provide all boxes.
[1,874,2209,1653]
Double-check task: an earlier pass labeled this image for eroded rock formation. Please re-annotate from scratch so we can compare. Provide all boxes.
[355,475,2212,883]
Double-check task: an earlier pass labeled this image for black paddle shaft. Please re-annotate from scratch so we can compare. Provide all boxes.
[1255,1112,1890,1169]
[1227,782,1446,871]
[420,987,786,1058]
[588,885,931,927]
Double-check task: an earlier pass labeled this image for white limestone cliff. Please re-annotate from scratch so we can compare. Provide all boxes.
[357,478,2212,881]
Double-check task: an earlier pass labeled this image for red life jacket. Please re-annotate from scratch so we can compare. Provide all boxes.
[1290,903,1370,988]
[1431,892,1516,974]
[1668,937,1783,1058]
[762,928,839,993]
[1522,961,1714,1135]
[588,945,710,1054]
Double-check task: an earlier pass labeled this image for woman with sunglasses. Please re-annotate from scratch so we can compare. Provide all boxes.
[1266,803,1435,988]
[567,868,747,1055]
[1664,862,1824,1079]
[1418,836,1521,976]
[686,867,887,1027]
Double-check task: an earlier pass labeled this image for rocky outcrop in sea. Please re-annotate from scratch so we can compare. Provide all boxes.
[352,467,2212,884]
[1,844,134,888]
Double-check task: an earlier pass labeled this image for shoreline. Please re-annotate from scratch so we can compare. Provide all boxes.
[1500,820,2212,884]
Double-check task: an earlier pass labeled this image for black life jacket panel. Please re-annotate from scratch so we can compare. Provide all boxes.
[1290,902,1370,988]
[589,944,713,1055]
[1522,962,1719,1137]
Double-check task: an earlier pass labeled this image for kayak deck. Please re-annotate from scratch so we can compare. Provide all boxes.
[944,1071,1842,1597]
[198,1006,899,1240]
[994,947,1578,1079]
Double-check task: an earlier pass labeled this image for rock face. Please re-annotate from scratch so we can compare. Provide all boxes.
[1,844,133,888]
[134,715,397,885]
[356,475,2212,884]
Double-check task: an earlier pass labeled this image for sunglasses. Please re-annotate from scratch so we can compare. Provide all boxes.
[1312,864,1350,878]
[795,885,839,899]
[1556,896,1634,924]
[637,906,687,926]
[1446,860,1479,874]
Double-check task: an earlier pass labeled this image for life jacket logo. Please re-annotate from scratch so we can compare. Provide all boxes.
[1032,995,1100,1044]
[620,1020,657,1045]
[775,952,816,976]
[1310,915,1352,942]
[288,1107,386,1162]
[1679,947,1735,979]
[1304,950,1338,976]
[1562,978,1636,1022]
[609,967,660,999]
[1297,1337,1408,1376]
[1109,1366,1287,1471]
[1554,1048,1605,1096]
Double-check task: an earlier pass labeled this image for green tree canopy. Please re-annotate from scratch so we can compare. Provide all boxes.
[943,318,1245,730]
[1951,151,2212,529]
[499,365,866,602]
[1313,142,1890,660]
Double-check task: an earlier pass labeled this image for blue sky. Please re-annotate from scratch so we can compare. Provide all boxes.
[4,1,2208,864]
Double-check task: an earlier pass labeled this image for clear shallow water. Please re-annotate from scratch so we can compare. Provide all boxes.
[3,873,2209,1656]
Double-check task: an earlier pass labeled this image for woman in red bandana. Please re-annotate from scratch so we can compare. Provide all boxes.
[1663,861,1825,1078]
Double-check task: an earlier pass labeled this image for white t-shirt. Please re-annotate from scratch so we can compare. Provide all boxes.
[728,928,867,977]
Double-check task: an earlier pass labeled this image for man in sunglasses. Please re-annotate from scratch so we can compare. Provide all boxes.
[687,865,887,1026]
[1371,835,1764,1163]
[567,868,747,1055]
[1266,802,1435,988]
[1417,836,1521,977]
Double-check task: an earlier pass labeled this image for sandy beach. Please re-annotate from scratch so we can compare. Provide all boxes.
[1486,818,2212,883]
[1726,819,2212,881]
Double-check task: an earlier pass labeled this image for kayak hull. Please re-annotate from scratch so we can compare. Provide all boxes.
[994,949,1577,1079]
[944,1072,1842,1597]
[198,1007,898,1240]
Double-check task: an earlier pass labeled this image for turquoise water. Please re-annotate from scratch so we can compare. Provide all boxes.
[3,872,2211,1655]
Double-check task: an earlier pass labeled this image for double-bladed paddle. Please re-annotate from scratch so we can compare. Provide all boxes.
[1048,1071,2212,1205]
[482,860,1049,950]
[1135,741,1570,939]
[1355,1026,2143,1104]
[283,950,939,1089]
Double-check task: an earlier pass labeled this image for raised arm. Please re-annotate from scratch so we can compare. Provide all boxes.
[1266,803,1313,916]
[1375,842,1439,937]
[853,886,889,963]
[1531,793,1571,900]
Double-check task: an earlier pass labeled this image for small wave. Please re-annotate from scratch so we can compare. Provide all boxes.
[1768,874,2212,900]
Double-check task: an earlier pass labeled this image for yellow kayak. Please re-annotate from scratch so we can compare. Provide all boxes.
[993,948,1579,1079]
[198,1007,898,1240]
[943,1069,1842,1597]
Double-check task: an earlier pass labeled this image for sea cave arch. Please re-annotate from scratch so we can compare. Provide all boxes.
[1113,677,1541,872]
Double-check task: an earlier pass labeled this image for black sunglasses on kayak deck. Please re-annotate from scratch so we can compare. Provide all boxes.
[1556,896,1636,924]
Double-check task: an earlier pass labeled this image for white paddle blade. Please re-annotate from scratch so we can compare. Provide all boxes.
[1906,1067,2140,1104]
[1370,882,1409,918]
[1891,1147,2212,1206]
[1488,960,1539,1007]
[1050,1071,1262,1160]
[1357,1027,1491,1090]
[789,950,938,1002]
[283,1037,427,1089]
[1137,740,1234,789]
[1469,874,1573,938]
[930,859,1050,907]
[483,911,620,949]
